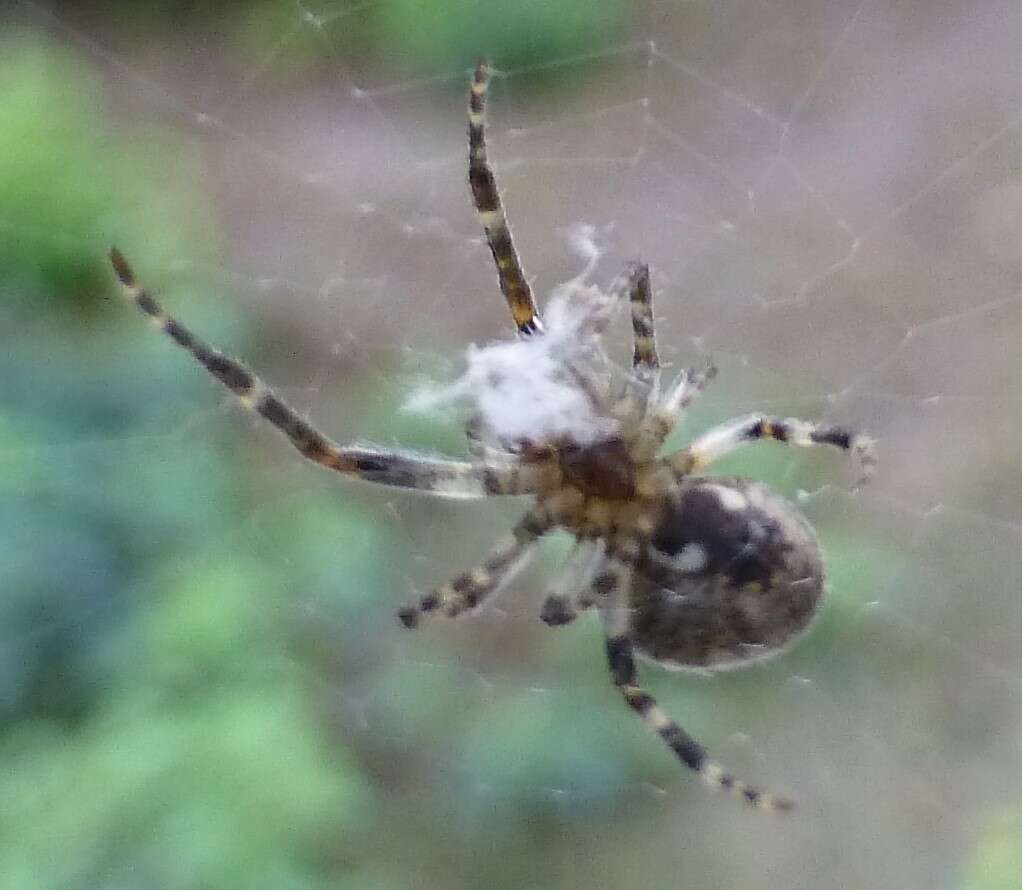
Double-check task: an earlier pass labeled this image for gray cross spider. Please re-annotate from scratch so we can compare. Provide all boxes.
[110,59,876,811]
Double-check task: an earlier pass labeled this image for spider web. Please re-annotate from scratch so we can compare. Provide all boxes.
[9,1,1022,888]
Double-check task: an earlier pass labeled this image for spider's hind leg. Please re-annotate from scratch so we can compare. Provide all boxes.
[539,538,607,627]
[598,555,794,811]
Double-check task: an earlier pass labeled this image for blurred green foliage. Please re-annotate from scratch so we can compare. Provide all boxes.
[366,0,627,73]
[0,34,213,309]
[0,36,116,305]
[967,809,1022,890]
[237,0,627,81]
[0,32,376,889]
[81,0,626,83]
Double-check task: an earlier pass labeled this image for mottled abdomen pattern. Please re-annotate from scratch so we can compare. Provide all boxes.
[631,477,824,671]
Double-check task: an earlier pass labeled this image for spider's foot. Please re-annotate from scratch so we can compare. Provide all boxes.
[540,594,577,627]
[699,760,796,812]
[397,607,419,629]
[398,588,446,628]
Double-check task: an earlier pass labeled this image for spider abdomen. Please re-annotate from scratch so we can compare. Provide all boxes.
[630,477,824,671]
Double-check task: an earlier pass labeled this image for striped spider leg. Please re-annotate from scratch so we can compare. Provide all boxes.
[596,262,719,460]
[668,413,878,485]
[616,261,719,456]
[468,58,542,335]
[397,504,556,629]
[625,261,659,376]
[597,549,796,811]
[108,248,555,500]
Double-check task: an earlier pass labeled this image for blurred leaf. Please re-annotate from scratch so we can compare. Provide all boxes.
[0,31,215,311]
[237,0,628,80]
[372,0,628,73]
[0,689,370,889]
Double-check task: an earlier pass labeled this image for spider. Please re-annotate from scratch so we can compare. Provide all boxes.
[110,59,876,812]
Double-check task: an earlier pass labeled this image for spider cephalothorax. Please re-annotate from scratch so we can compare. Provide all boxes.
[110,58,875,812]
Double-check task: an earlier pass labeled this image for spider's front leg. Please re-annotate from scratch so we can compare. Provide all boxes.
[468,59,541,335]
[110,249,552,499]
[668,413,877,485]
[615,261,659,376]
[609,262,718,455]
[597,553,795,811]
[633,361,719,460]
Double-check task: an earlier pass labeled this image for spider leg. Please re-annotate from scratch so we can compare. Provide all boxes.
[655,361,718,427]
[397,507,554,628]
[667,413,877,485]
[633,361,719,460]
[589,262,664,439]
[468,59,542,336]
[110,249,552,498]
[597,554,794,811]
[621,262,660,375]
[539,538,607,626]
